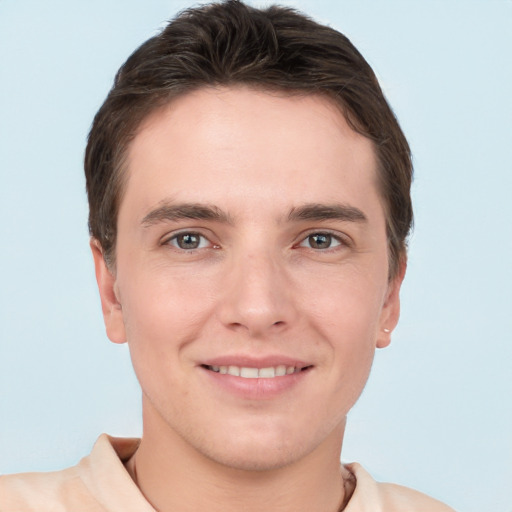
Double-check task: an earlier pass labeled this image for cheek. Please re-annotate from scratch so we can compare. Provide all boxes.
[118,274,211,404]
[303,268,385,387]
[306,267,386,336]
[117,265,218,354]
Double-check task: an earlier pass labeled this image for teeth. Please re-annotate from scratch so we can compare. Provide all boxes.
[208,365,302,378]
[275,365,286,376]
[227,365,240,377]
[258,367,275,378]
[240,367,259,378]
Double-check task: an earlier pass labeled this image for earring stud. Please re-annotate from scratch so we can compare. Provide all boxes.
[383,328,391,333]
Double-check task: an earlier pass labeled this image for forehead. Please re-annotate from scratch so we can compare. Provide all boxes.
[122,86,380,221]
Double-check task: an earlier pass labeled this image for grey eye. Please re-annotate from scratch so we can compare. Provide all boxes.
[299,233,342,250]
[308,234,331,249]
[170,233,208,250]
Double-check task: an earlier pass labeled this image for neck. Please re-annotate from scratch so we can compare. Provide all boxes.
[127,402,353,512]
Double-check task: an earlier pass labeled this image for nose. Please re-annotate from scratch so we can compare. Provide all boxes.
[217,248,297,337]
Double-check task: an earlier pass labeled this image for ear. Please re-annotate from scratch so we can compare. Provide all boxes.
[376,258,407,349]
[90,239,127,344]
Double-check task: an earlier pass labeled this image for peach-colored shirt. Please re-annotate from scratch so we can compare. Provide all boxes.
[0,434,455,511]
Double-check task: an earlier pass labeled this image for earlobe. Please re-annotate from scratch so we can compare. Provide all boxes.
[90,239,127,344]
[376,258,407,349]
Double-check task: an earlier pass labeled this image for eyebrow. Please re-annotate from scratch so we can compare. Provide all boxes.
[287,203,368,223]
[141,201,367,227]
[141,202,232,227]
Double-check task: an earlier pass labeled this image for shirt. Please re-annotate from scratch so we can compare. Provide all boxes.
[0,434,456,511]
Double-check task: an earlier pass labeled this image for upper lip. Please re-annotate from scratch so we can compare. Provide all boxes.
[200,355,312,369]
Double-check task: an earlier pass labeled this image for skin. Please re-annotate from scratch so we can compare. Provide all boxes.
[92,86,405,512]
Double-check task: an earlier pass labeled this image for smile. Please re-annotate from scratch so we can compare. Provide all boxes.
[204,365,309,379]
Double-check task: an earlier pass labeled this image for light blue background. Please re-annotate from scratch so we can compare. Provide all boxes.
[1,1,511,511]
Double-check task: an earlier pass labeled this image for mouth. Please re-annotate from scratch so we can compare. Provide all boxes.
[201,364,312,379]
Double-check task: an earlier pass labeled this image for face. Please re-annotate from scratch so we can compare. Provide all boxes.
[92,87,403,471]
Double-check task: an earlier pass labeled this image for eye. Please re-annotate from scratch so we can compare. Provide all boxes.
[167,232,211,250]
[299,233,342,250]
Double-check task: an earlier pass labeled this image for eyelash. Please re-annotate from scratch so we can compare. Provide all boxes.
[162,230,349,252]
[295,231,349,251]
[164,231,216,251]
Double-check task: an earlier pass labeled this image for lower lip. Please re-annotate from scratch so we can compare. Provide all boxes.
[200,367,312,400]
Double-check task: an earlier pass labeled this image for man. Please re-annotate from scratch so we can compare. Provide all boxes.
[0,1,455,510]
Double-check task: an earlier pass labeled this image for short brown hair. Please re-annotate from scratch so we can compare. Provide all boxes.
[85,0,413,278]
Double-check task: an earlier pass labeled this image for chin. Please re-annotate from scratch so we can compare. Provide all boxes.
[195,421,331,473]
[203,440,301,472]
